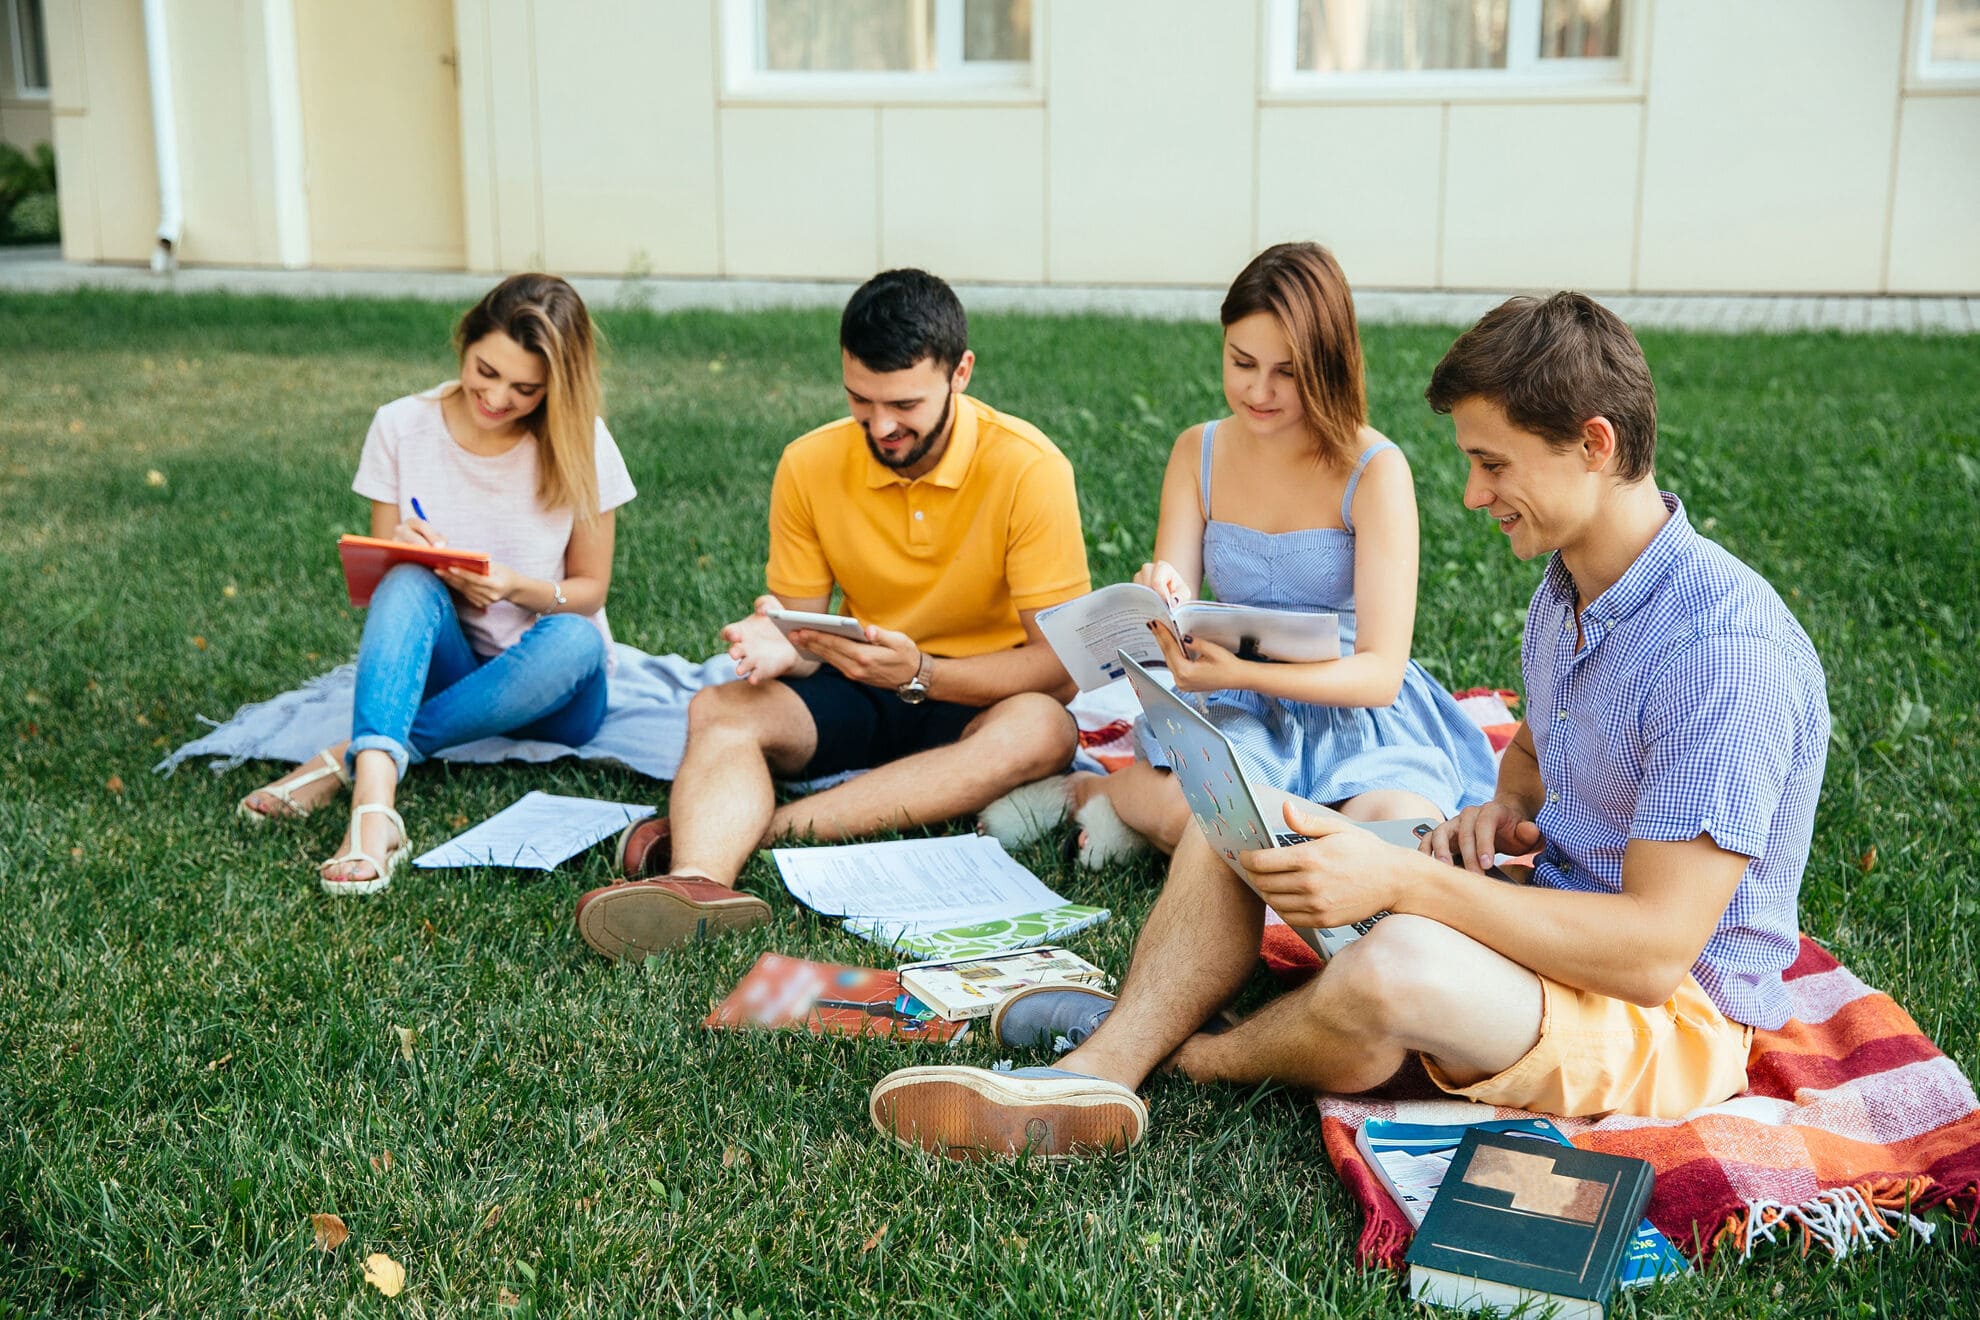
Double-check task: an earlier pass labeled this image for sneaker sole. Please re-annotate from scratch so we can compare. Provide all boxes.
[576,885,769,961]
[869,1066,1145,1160]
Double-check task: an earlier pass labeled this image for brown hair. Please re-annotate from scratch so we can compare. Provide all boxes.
[1220,242,1367,467]
[455,273,604,523]
[1425,292,1657,482]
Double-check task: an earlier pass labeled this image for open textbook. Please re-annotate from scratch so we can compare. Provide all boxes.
[771,834,1109,959]
[1038,582,1340,692]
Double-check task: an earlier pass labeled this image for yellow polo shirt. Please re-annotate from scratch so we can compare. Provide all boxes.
[765,394,1090,657]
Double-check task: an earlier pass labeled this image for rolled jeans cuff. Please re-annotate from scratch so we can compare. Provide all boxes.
[346,735,413,780]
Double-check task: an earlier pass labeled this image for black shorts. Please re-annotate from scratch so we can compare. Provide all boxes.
[786,665,981,779]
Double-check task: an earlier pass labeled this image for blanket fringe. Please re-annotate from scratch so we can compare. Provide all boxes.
[151,662,357,777]
[1356,1216,1410,1272]
[1715,1177,1938,1262]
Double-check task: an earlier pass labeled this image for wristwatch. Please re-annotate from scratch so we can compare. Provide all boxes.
[896,650,935,704]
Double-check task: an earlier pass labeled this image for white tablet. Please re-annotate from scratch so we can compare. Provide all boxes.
[765,607,868,643]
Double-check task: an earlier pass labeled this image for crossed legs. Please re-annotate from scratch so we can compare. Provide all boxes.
[663,678,1080,887]
[873,811,1545,1158]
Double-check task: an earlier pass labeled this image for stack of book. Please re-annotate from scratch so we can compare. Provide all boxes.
[1367,1120,1685,1318]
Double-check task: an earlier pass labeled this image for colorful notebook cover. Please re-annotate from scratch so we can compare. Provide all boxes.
[702,952,967,1043]
[337,533,491,607]
[844,902,1111,961]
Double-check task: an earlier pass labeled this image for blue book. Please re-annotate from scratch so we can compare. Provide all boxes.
[1357,1116,1690,1288]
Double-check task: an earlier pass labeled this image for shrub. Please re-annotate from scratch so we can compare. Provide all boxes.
[9,191,58,239]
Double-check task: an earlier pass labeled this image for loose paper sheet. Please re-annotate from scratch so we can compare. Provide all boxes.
[413,791,654,870]
[772,834,1069,936]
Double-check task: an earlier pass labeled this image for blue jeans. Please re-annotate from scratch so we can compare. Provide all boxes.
[346,564,608,778]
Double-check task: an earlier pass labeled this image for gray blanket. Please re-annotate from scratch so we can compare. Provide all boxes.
[155,645,1130,783]
[155,645,737,782]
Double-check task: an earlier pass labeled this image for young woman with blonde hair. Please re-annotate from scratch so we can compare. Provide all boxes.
[239,273,636,894]
[985,242,1495,862]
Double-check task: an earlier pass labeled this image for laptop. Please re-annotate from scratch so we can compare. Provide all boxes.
[1117,650,1436,961]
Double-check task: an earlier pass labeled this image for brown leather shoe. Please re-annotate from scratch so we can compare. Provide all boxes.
[574,876,770,961]
[615,815,671,878]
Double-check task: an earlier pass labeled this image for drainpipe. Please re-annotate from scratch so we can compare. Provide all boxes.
[142,0,182,273]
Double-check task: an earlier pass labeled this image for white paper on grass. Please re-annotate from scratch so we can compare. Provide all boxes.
[772,834,1070,937]
[413,791,654,870]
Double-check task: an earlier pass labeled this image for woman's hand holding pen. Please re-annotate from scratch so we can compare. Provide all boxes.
[393,517,444,547]
[394,496,445,548]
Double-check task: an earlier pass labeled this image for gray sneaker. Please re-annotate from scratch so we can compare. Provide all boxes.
[990,982,1117,1051]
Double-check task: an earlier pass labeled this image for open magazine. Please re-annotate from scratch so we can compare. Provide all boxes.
[1039,582,1339,692]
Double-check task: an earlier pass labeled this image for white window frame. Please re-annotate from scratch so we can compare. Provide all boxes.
[1263,0,1641,102]
[8,0,51,99]
[1911,0,1980,88]
[720,0,1040,103]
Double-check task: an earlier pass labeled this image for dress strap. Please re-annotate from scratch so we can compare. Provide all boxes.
[1340,439,1397,532]
[1198,419,1220,521]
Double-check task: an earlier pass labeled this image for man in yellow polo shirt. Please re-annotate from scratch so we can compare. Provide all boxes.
[575,268,1092,961]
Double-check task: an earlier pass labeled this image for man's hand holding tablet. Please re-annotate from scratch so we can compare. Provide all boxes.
[764,607,870,643]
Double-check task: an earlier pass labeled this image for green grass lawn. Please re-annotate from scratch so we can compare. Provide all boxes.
[2,290,1977,1317]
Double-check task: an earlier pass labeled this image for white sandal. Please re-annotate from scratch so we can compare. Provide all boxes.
[238,749,350,824]
[1073,794,1151,871]
[318,802,407,897]
[976,774,1072,849]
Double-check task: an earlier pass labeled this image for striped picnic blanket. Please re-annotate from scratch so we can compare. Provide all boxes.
[1271,931,1980,1265]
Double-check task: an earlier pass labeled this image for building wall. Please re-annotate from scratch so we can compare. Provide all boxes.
[0,4,53,152]
[41,0,1980,293]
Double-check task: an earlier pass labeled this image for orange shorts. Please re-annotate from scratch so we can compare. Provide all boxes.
[1422,973,1753,1119]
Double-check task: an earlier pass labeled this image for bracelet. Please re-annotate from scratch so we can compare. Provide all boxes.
[550,580,568,611]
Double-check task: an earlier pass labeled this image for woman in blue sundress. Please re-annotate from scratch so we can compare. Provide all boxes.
[984,242,1497,866]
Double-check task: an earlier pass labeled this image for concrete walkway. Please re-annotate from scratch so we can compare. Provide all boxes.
[2,246,1974,334]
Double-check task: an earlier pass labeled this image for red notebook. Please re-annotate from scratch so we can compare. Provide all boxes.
[337,534,491,607]
[703,952,968,1043]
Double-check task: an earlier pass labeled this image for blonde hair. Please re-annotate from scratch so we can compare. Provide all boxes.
[1219,242,1367,468]
[455,273,603,523]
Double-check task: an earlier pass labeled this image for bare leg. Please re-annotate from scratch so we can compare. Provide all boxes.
[320,748,402,883]
[1169,914,1543,1093]
[1068,762,1193,855]
[669,687,1078,887]
[1055,824,1265,1090]
[1333,788,1445,824]
[664,680,820,886]
[769,691,1075,846]
[241,739,353,818]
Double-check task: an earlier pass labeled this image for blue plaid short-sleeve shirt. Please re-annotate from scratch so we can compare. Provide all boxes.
[1524,494,1830,1030]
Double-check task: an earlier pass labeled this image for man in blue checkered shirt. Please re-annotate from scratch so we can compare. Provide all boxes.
[870,294,1830,1157]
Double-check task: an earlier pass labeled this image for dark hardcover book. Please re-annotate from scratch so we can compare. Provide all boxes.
[1406,1128,1655,1320]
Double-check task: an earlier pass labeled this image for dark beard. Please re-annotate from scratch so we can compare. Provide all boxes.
[864,390,953,472]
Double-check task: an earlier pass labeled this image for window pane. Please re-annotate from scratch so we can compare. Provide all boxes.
[1296,0,1510,74]
[1539,0,1620,59]
[963,0,1031,62]
[1933,0,1980,62]
[16,0,49,90]
[761,0,934,72]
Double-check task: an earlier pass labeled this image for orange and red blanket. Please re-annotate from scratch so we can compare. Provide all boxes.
[1270,931,1980,1265]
